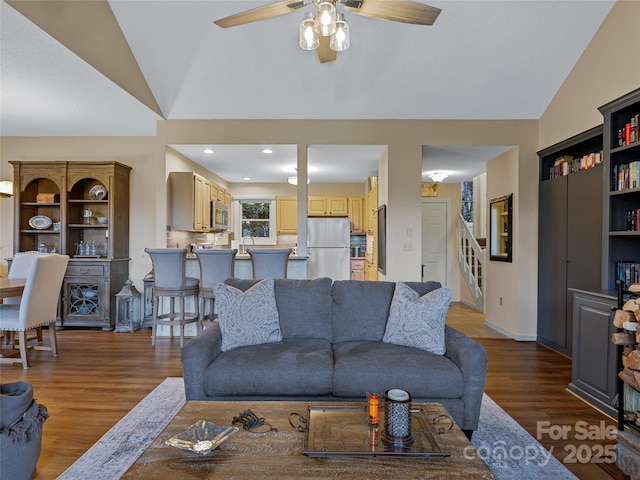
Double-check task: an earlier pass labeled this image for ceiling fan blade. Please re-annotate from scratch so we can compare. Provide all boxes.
[214,0,309,28]
[317,36,337,63]
[342,0,441,26]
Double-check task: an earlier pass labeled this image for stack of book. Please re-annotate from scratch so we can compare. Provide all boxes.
[548,151,603,179]
[618,114,639,146]
[612,159,640,191]
[617,261,640,291]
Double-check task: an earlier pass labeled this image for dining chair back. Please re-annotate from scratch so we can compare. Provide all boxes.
[144,248,199,347]
[0,254,69,368]
[248,248,292,279]
[4,251,49,305]
[194,248,237,330]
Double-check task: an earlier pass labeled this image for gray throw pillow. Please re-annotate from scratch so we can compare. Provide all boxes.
[213,278,282,352]
[382,282,452,355]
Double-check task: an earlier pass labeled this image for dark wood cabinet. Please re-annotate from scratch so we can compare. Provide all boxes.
[568,290,618,417]
[10,161,131,330]
[537,126,604,356]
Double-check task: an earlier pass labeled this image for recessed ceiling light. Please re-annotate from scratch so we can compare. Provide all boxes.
[243,177,251,181]
[203,148,214,154]
[262,148,273,154]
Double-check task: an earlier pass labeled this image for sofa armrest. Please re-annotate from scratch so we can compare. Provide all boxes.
[443,325,488,431]
[181,324,222,400]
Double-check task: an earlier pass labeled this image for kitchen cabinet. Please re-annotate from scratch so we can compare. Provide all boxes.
[348,196,364,233]
[308,196,348,216]
[225,190,232,207]
[168,172,211,231]
[568,290,618,418]
[210,183,218,202]
[276,196,298,234]
[10,160,131,329]
[217,186,225,203]
[350,258,365,280]
[365,261,377,281]
[364,185,378,233]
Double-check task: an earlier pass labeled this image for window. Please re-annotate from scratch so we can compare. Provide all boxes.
[233,195,277,245]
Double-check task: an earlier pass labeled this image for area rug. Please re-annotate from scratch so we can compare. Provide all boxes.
[58,377,577,480]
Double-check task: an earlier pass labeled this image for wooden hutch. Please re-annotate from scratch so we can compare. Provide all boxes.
[9,161,131,330]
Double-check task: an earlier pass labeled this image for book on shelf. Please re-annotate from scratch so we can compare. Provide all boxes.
[617,261,640,291]
[612,159,640,191]
[547,151,602,179]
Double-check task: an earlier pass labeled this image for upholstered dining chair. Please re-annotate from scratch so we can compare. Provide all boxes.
[4,251,50,342]
[0,254,69,369]
[144,248,199,347]
[194,248,237,332]
[247,248,292,279]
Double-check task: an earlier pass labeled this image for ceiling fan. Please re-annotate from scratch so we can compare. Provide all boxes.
[213,0,441,64]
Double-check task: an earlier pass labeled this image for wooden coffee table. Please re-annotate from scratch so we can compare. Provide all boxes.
[122,401,495,479]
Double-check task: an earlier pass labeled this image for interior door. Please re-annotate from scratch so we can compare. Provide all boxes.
[421,201,448,285]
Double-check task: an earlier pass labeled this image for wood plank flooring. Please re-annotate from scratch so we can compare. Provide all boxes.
[0,303,628,480]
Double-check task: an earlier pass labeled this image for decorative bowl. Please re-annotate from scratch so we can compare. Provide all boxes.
[97,217,108,224]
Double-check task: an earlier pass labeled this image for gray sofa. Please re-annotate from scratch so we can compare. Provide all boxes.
[182,278,488,435]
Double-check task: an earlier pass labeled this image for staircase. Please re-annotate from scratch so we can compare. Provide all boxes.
[457,214,486,313]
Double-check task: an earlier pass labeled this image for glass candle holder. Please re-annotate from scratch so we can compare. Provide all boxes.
[367,392,379,425]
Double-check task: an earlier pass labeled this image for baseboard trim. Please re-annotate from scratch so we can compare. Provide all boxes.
[483,318,537,341]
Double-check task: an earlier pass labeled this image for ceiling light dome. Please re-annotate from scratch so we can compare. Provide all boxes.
[288,176,310,185]
[428,172,448,182]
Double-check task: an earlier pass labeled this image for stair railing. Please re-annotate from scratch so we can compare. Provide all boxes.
[457,213,486,313]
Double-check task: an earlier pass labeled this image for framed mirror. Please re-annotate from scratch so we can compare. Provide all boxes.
[490,194,512,262]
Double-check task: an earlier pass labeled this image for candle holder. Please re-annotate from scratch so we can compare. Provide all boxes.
[367,392,379,425]
[381,388,413,447]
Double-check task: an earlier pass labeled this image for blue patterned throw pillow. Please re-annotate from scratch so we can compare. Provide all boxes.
[382,282,452,355]
[213,278,282,352]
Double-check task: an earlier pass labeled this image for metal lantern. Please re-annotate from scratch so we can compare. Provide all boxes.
[114,278,142,332]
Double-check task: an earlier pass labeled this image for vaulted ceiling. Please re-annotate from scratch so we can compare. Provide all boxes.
[0,0,615,182]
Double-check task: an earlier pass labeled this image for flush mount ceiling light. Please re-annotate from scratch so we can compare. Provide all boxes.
[214,0,441,64]
[288,176,311,185]
[262,148,274,154]
[427,172,448,183]
[203,148,214,154]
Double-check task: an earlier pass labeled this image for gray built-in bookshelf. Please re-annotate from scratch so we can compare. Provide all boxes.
[537,125,604,356]
[601,87,640,292]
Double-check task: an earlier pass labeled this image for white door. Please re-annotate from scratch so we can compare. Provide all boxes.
[421,201,448,285]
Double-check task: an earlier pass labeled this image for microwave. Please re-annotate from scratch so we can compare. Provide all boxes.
[211,201,229,230]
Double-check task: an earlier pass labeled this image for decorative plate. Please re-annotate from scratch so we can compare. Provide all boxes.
[28,215,53,230]
[89,184,107,200]
[165,420,238,454]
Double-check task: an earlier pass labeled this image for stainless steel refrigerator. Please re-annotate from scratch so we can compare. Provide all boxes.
[307,217,351,280]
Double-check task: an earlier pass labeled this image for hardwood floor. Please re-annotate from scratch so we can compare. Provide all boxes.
[0,303,628,479]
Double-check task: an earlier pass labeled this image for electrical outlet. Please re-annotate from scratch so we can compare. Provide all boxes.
[403,241,412,251]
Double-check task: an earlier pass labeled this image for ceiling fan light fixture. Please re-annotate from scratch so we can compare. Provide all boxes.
[299,12,319,50]
[315,1,337,36]
[330,14,349,51]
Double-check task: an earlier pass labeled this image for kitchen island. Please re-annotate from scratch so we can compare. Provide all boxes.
[185,253,308,280]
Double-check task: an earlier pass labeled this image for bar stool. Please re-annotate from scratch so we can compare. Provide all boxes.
[194,248,237,332]
[144,248,199,347]
[248,248,292,279]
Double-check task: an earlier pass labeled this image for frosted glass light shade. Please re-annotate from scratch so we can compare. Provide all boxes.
[330,14,349,51]
[299,13,319,50]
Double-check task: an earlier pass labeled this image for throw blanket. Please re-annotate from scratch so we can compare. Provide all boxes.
[0,381,49,445]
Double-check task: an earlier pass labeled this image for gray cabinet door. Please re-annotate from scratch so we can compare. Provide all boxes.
[538,176,569,353]
[569,292,617,417]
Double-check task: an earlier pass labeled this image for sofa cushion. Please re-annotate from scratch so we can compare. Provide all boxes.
[332,340,464,399]
[383,283,452,355]
[214,279,282,352]
[225,277,333,341]
[332,280,442,343]
[204,339,334,396]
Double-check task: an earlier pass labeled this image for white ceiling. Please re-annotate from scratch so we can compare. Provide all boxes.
[0,0,615,183]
